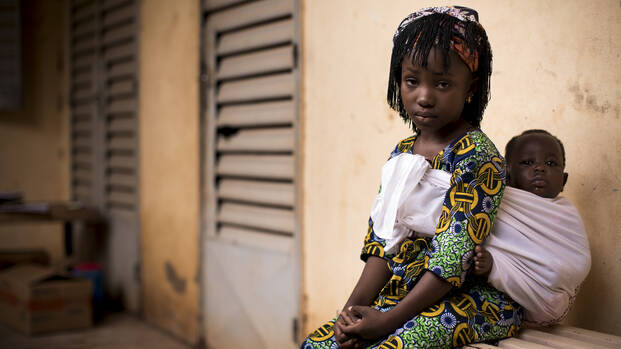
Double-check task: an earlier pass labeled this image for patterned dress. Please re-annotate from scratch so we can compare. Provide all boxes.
[302,130,523,349]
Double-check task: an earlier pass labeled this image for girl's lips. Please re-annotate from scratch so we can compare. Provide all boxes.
[532,179,547,187]
[414,113,436,119]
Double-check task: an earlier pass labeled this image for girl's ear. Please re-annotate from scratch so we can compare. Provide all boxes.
[468,76,479,97]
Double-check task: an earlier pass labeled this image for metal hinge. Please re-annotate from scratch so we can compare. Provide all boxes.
[292,43,298,69]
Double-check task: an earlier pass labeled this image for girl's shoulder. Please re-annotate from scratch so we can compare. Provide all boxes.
[439,129,505,177]
[447,129,502,161]
[389,134,418,159]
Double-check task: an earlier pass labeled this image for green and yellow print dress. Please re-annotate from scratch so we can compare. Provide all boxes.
[302,130,523,349]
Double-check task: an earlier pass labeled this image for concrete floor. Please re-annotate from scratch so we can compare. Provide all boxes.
[0,313,192,349]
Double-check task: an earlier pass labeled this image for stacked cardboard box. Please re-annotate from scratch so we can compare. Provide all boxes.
[0,264,92,334]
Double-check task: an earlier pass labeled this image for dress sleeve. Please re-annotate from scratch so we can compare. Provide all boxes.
[360,136,417,262]
[426,136,505,287]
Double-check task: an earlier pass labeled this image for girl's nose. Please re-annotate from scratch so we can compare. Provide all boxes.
[416,87,434,108]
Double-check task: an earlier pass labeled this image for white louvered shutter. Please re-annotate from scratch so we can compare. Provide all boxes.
[69,0,140,312]
[101,0,139,214]
[203,0,300,347]
[70,0,101,206]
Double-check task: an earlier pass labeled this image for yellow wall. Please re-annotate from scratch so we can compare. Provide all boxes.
[139,0,200,343]
[0,0,69,264]
[301,0,621,336]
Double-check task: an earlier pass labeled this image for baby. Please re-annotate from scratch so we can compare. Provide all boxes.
[473,129,591,325]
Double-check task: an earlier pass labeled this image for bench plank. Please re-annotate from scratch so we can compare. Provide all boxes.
[498,337,554,348]
[542,326,621,348]
[463,343,503,349]
[518,329,612,349]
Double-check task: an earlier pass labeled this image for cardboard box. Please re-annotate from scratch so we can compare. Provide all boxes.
[0,264,92,335]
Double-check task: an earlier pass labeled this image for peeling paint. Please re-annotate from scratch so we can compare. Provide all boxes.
[568,81,615,114]
[165,261,187,294]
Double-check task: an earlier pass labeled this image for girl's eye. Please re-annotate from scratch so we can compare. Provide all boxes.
[520,160,533,166]
[546,160,558,167]
[437,81,450,89]
[405,78,418,86]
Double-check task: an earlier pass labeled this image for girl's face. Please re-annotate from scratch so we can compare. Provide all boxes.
[400,48,475,135]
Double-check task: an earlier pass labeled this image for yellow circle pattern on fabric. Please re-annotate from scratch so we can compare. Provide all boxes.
[397,137,415,153]
[467,212,491,244]
[436,206,452,233]
[378,336,403,349]
[309,322,334,342]
[477,162,502,195]
[453,136,475,155]
[446,276,461,287]
[507,325,519,337]
[452,323,478,347]
[420,302,446,317]
[363,242,385,258]
[449,183,479,213]
[481,300,501,323]
[450,294,477,319]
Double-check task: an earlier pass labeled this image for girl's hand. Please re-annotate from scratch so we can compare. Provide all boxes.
[473,245,493,277]
[334,311,364,349]
[341,306,393,340]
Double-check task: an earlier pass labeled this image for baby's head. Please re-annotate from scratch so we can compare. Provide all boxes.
[387,6,493,131]
[505,130,568,198]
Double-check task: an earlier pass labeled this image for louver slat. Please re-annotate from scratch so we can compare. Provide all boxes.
[203,0,247,12]
[217,73,293,103]
[207,0,293,32]
[217,127,293,152]
[218,202,294,234]
[218,100,293,127]
[217,19,293,55]
[219,179,294,207]
[217,154,293,179]
[218,45,293,80]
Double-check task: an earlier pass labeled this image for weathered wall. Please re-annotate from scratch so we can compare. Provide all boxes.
[301,0,621,337]
[139,0,200,343]
[0,0,69,264]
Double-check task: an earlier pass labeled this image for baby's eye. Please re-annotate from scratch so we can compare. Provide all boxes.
[520,160,534,166]
[546,160,558,167]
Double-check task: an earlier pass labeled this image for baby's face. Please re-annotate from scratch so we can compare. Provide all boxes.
[507,133,567,198]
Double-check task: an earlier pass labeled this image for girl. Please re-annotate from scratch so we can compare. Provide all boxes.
[301,6,522,349]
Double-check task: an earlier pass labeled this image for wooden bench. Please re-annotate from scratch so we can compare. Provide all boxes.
[464,325,621,348]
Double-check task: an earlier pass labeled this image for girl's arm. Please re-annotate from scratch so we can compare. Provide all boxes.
[334,256,392,348]
[343,271,451,339]
[379,271,451,332]
[342,255,392,309]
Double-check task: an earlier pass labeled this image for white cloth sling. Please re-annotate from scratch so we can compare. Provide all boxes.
[370,152,591,325]
[370,153,449,253]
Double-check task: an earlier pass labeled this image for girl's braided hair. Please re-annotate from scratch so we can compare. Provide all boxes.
[387,11,493,132]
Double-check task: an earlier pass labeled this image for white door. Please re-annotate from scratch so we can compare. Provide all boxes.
[202,0,301,347]
[69,0,141,312]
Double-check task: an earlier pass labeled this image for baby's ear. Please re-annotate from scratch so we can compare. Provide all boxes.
[562,172,569,190]
[505,163,512,185]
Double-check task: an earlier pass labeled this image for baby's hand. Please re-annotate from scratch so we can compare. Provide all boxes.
[473,245,492,277]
